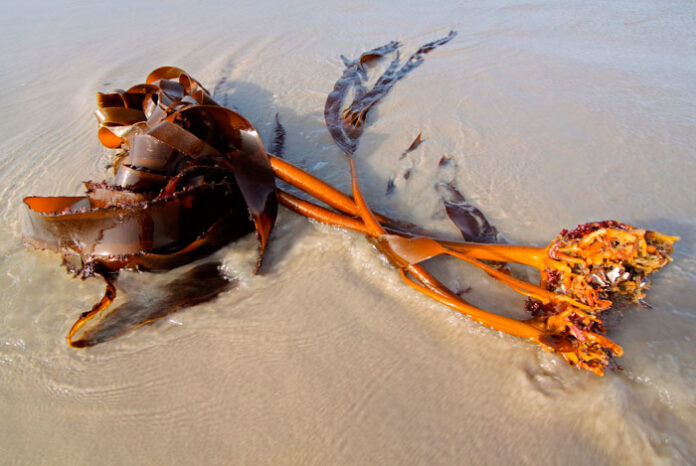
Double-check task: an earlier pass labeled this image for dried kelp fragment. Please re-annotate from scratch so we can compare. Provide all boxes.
[399,133,423,159]
[436,181,503,244]
[23,67,277,346]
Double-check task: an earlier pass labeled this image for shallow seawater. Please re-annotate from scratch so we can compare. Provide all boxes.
[1,1,695,464]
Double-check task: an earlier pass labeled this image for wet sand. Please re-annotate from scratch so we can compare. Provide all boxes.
[1,1,695,464]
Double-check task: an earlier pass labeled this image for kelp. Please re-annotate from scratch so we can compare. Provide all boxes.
[23,37,678,374]
[436,181,503,244]
[324,31,456,155]
[24,67,277,346]
[271,113,286,158]
[400,133,423,159]
[274,34,677,375]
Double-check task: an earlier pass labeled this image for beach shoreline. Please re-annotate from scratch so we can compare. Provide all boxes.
[1,1,695,464]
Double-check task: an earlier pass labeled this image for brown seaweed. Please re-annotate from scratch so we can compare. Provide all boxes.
[271,113,286,158]
[324,31,456,155]
[435,181,503,244]
[26,67,277,272]
[23,67,277,346]
[272,36,677,375]
[21,42,678,374]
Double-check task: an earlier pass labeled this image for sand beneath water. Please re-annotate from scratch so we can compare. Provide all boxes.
[1,1,695,464]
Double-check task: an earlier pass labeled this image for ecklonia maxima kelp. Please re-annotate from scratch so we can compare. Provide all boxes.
[24,66,277,346]
[23,35,677,375]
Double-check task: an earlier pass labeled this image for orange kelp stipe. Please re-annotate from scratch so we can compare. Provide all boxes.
[313,34,677,375]
[274,158,676,374]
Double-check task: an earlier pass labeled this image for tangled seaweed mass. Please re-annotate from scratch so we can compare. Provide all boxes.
[23,32,677,374]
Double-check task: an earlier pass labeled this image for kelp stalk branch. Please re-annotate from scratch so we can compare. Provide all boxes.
[271,153,676,312]
[272,159,676,374]
[313,33,677,374]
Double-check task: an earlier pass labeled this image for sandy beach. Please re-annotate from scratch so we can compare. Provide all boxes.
[1,1,695,464]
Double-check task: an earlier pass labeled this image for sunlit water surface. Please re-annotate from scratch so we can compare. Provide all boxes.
[1,1,695,464]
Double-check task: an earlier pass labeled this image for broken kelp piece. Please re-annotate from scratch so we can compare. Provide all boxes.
[23,67,277,346]
[399,133,423,159]
[324,31,456,155]
[436,181,504,244]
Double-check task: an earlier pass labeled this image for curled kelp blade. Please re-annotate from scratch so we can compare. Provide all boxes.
[68,262,233,347]
[23,182,254,271]
[26,67,277,273]
[173,105,278,263]
[22,67,280,347]
[324,32,456,155]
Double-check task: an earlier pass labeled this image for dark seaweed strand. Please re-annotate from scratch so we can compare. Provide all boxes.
[339,31,457,144]
[399,133,423,159]
[325,41,401,155]
[271,113,287,158]
[392,134,424,193]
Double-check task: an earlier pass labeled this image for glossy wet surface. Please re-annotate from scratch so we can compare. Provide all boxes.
[1,1,695,463]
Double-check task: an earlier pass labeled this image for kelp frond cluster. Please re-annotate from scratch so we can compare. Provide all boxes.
[23,33,677,374]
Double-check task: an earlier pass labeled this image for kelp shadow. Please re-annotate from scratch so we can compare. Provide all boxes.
[72,262,234,347]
